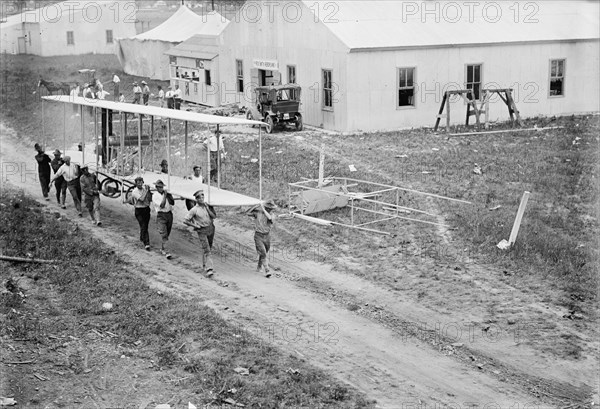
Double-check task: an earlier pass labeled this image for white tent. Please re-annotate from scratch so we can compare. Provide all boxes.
[116,6,228,80]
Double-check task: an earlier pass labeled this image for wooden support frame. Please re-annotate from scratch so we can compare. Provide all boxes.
[435,88,522,132]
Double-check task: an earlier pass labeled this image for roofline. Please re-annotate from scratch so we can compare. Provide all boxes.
[349,38,600,53]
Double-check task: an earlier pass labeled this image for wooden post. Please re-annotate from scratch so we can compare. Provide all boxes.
[63,103,66,154]
[445,92,451,133]
[41,99,45,149]
[318,143,325,188]
[484,90,490,129]
[150,116,154,172]
[206,123,211,203]
[80,105,85,165]
[167,119,171,190]
[216,124,221,189]
[508,191,530,246]
[258,125,262,200]
[137,115,142,171]
[184,120,188,177]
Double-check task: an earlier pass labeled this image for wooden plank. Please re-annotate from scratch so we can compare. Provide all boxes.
[445,92,451,132]
[448,126,563,137]
[508,191,530,246]
[434,92,447,131]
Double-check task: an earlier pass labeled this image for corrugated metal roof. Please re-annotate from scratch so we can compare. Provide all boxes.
[302,1,600,50]
[132,7,228,43]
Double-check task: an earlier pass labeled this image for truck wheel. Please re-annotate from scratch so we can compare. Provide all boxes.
[295,114,303,131]
[265,116,274,134]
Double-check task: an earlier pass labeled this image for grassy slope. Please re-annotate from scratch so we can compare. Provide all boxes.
[0,189,373,408]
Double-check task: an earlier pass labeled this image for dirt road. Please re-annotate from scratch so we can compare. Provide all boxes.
[1,122,593,408]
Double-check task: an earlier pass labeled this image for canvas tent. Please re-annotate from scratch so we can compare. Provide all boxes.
[116,6,228,80]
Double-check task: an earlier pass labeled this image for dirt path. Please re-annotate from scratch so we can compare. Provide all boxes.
[0,122,589,407]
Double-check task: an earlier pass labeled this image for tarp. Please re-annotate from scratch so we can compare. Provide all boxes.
[115,6,228,80]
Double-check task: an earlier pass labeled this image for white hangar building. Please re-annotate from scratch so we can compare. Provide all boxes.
[0,1,136,56]
[210,1,600,132]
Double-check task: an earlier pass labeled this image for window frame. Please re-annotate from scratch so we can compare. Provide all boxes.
[322,69,333,111]
[465,63,483,101]
[397,67,416,109]
[287,65,296,84]
[548,59,566,98]
[106,29,113,44]
[236,59,244,93]
[205,69,211,86]
[66,31,74,45]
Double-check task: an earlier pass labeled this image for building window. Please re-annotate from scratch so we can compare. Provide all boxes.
[205,70,211,86]
[194,83,198,94]
[322,69,333,109]
[549,59,565,97]
[66,31,74,45]
[106,30,113,44]
[397,67,415,107]
[287,65,296,84]
[466,64,482,100]
[236,59,243,92]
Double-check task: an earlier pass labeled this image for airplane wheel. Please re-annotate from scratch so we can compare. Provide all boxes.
[100,178,121,198]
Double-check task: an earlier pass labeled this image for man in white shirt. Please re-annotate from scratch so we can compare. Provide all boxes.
[152,179,174,259]
[50,156,82,216]
[205,130,226,183]
[185,165,203,210]
[165,86,174,109]
[173,85,182,110]
[112,73,120,101]
[157,85,165,108]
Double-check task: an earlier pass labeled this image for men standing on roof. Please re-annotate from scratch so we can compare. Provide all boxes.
[34,143,52,201]
[142,81,150,105]
[183,189,216,277]
[152,179,174,259]
[129,176,152,250]
[79,165,102,226]
[132,82,142,105]
[246,200,276,278]
[165,86,174,109]
[173,84,182,110]
[50,149,67,209]
[50,155,82,216]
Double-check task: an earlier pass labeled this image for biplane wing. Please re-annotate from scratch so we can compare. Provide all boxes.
[42,95,268,207]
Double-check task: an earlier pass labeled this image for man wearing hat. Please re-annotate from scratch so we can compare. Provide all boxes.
[205,129,225,183]
[129,177,153,250]
[33,143,52,201]
[132,82,142,104]
[50,156,82,216]
[165,86,174,109]
[141,81,150,105]
[79,165,102,226]
[50,149,67,208]
[173,84,182,110]
[183,190,217,277]
[246,199,276,278]
[152,180,174,259]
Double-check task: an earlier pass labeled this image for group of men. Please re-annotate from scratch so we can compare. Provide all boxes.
[129,81,182,110]
[35,144,102,226]
[34,138,276,278]
[127,168,276,278]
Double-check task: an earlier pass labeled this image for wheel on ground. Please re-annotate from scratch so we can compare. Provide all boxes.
[265,116,274,134]
[295,113,303,131]
[246,110,255,127]
[100,177,121,198]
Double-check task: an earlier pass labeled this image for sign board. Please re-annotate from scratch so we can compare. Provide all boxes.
[253,59,279,71]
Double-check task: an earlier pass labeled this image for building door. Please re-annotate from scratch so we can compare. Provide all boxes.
[17,37,26,54]
[258,70,281,86]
